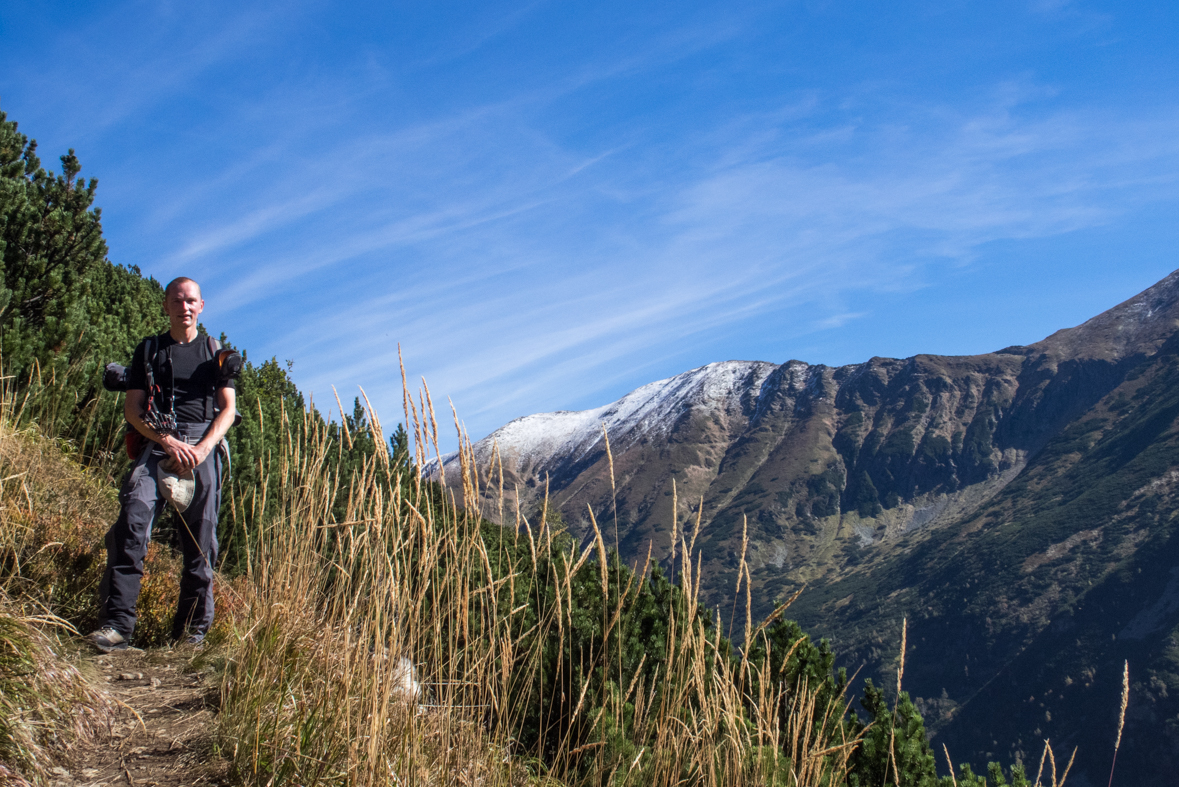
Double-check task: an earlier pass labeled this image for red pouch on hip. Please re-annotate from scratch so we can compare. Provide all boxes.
[125,431,148,460]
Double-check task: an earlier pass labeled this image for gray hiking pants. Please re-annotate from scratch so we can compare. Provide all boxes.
[98,422,222,640]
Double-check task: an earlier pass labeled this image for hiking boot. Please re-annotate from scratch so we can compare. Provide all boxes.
[175,631,205,649]
[87,627,128,653]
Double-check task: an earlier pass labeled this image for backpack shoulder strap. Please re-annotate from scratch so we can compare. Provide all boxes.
[140,334,164,419]
[143,334,158,389]
[205,335,221,422]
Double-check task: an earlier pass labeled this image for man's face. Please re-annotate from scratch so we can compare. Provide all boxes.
[164,282,204,331]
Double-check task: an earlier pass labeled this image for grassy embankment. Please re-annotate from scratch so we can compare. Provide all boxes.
[0,380,121,783]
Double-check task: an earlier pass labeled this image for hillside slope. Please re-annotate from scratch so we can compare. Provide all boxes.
[440,268,1179,782]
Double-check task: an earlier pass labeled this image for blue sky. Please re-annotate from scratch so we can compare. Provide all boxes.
[3,1,1178,453]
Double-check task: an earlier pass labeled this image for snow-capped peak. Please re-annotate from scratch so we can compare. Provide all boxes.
[440,360,776,475]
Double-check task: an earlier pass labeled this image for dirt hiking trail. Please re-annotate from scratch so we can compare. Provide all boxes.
[50,647,228,787]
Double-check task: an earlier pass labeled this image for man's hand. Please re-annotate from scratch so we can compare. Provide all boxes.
[182,389,235,472]
[163,435,207,472]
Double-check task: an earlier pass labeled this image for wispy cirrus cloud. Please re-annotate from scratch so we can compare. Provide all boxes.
[6,1,1177,452]
[267,90,1179,443]
[147,71,1179,444]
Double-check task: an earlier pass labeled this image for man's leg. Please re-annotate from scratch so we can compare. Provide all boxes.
[98,449,165,638]
[172,449,221,641]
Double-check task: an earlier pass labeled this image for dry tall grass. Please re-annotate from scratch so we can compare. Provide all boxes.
[215,384,864,786]
[0,602,113,784]
[0,383,117,783]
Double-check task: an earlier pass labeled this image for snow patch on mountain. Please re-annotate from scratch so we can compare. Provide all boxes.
[439,361,777,475]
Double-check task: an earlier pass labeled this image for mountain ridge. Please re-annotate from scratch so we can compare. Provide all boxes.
[438,268,1179,783]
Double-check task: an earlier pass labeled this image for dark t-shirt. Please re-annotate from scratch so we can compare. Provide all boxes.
[127,333,235,424]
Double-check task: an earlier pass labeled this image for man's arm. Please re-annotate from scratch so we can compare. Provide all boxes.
[124,388,202,471]
[191,386,236,467]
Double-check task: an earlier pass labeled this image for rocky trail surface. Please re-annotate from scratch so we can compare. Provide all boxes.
[50,647,227,787]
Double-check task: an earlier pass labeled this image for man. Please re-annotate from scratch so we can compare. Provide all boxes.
[87,277,237,652]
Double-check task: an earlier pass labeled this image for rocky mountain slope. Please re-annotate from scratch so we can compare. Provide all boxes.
[439,268,1179,783]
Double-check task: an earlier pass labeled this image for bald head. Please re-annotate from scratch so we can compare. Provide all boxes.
[165,277,201,299]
